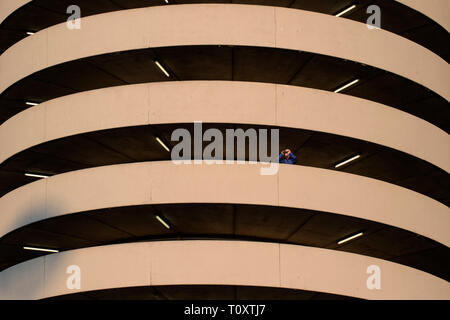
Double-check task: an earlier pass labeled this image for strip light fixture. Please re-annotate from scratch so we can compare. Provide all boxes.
[338,232,364,245]
[26,31,35,35]
[24,246,59,253]
[335,4,357,17]
[155,215,171,229]
[26,101,39,106]
[25,173,49,179]
[154,60,170,77]
[156,137,170,152]
[335,154,361,168]
[334,79,360,93]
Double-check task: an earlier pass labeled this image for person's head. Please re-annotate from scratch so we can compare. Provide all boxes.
[282,149,291,157]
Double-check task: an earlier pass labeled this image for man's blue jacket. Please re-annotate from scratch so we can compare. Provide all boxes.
[278,153,297,164]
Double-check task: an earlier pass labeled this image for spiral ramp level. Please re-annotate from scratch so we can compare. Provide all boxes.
[0,1,449,300]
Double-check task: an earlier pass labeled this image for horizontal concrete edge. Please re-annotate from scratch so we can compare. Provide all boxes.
[1,81,448,173]
[0,0,31,26]
[397,0,450,33]
[0,161,449,247]
[0,240,449,300]
[0,4,448,102]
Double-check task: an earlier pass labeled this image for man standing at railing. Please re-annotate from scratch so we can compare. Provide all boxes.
[278,149,297,164]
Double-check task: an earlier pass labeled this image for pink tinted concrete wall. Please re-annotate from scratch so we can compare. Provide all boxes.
[1,82,448,172]
[0,161,449,247]
[0,0,31,25]
[397,0,450,32]
[1,240,449,300]
[0,5,448,101]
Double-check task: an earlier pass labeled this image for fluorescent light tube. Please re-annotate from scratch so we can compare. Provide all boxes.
[335,4,356,17]
[26,31,35,35]
[155,215,171,229]
[334,79,359,93]
[156,137,170,152]
[25,173,49,179]
[24,246,59,253]
[154,60,170,77]
[338,232,364,245]
[26,101,39,106]
[335,154,361,168]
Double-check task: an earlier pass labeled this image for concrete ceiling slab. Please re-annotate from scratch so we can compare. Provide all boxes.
[0,203,447,282]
